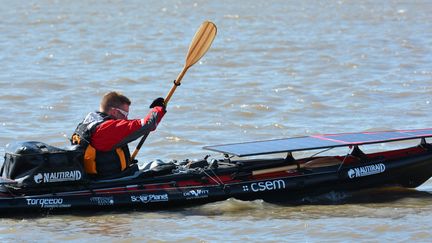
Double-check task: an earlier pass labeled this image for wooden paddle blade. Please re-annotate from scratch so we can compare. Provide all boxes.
[165,21,217,104]
[185,21,217,68]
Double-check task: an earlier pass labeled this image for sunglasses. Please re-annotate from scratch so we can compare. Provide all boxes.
[112,107,129,118]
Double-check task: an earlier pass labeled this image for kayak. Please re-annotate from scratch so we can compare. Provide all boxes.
[1,128,432,215]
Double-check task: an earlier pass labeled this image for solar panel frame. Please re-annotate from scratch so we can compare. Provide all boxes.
[203,128,432,157]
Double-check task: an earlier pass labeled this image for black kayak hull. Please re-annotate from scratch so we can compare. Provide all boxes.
[1,146,431,215]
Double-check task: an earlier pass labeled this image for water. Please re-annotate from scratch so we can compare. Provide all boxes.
[1,0,432,241]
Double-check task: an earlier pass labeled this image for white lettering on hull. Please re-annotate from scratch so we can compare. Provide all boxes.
[26,198,71,208]
[131,194,169,203]
[243,179,286,192]
[90,197,114,206]
[183,189,209,199]
[34,170,82,184]
[348,163,386,179]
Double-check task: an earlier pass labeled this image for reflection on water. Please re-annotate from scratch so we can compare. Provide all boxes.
[1,187,431,241]
[185,187,432,219]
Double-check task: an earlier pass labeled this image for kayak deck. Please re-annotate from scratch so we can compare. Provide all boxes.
[0,143,431,214]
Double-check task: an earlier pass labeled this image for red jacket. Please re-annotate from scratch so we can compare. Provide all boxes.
[91,106,166,151]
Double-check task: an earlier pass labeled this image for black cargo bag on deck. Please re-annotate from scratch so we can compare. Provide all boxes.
[1,141,85,187]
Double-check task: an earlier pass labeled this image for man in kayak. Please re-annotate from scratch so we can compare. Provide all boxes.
[71,91,166,178]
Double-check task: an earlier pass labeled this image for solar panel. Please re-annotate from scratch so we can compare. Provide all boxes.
[203,128,432,157]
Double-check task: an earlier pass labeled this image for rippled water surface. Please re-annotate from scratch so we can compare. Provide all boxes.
[1,0,432,242]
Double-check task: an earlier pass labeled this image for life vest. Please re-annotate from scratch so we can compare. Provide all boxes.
[71,112,130,177]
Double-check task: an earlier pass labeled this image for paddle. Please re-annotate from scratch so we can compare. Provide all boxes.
[130,21,217,162]
[252,157,343,176]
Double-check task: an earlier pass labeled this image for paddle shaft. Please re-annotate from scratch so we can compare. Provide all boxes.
[130,67,187,161]
[165,66,188,104]
[130,132,149,161]
[252,157,342,176]
[252,164,298,176]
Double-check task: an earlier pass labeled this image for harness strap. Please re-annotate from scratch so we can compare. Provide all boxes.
[116,148,127,171]
[83,145,97,174]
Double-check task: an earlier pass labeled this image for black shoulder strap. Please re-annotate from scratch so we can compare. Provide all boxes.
[71,112,112,146]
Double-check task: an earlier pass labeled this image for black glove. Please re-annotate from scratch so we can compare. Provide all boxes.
[149,97,166,109]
